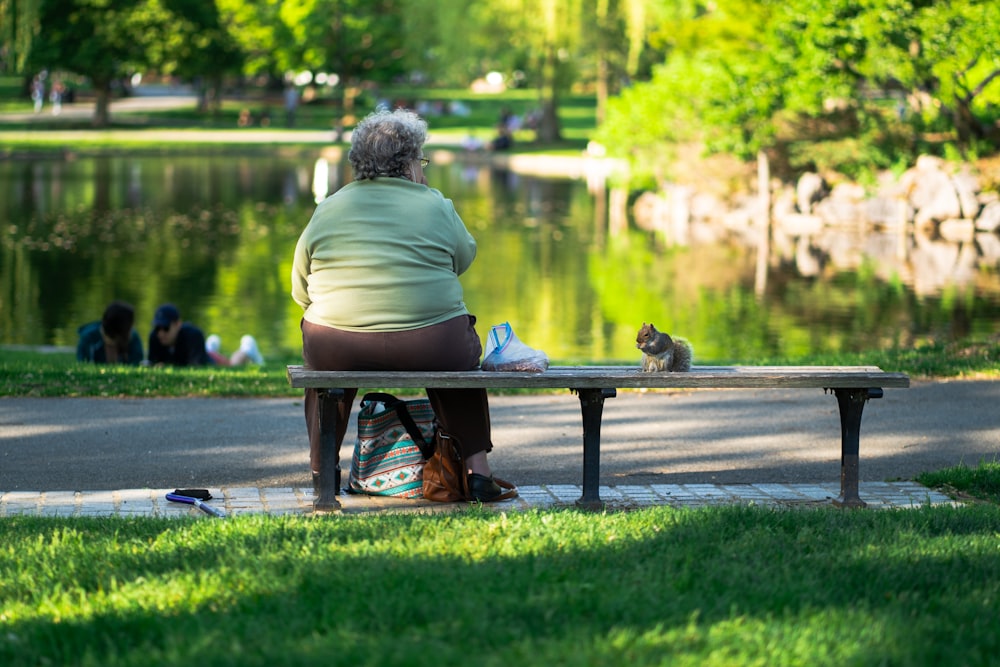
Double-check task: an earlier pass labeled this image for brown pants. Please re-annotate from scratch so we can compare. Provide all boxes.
[301,315,493,473]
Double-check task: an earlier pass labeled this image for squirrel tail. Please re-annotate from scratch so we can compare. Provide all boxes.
[671,338,693,372]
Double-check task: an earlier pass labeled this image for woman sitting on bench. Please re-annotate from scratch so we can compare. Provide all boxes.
[290,108,515,502]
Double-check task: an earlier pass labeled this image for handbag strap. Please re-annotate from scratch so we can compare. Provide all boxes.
[360,392,436,460]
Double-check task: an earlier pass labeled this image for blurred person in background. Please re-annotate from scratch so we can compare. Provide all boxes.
[77,301,144,364]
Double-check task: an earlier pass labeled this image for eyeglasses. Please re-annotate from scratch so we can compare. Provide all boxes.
[418,157,430,168]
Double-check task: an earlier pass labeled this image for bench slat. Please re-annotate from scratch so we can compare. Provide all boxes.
[286,365,910,390]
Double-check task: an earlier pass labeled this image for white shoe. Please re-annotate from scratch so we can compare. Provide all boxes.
[206,334,222,354]
[240,335,264,364]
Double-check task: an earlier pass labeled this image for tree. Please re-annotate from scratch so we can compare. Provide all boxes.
[470,0,587,143]
[156,0,243,113]
[761,0,1000,154]
[1,0,42,77]
[27,0,253,125]
[408,0,520,88]
[216,0,416,134]
[596,0,784,184]
[214,0,291,78]
[281,0,413,134]
[28,0,171,127]
[598,0,1000,188]
[858,0,1000,144]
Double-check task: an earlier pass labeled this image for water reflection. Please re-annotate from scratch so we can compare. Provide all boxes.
[1,150,998,363]
[312,158,330,203]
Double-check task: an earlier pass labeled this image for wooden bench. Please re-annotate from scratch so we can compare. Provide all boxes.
[287,365,910,511]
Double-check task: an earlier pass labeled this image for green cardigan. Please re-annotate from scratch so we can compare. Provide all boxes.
[291,178,477,331]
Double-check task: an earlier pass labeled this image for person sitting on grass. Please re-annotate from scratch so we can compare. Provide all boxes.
[76,301,145,364]
[148,303,263,367]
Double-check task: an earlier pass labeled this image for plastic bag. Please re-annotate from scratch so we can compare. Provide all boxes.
[481,322,549,373]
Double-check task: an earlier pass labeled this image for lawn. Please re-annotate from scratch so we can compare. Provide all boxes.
[2,334,998,398]
[2,347,998,666]
[2,342,1000,664]
[2,498,1000,667]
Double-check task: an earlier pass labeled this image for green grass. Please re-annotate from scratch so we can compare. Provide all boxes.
[2,335,997,398]
[715,336,1000,380]
[2,503,999,666]
[0,75,24,110]
[0,349,300,398]
[918,459,1000,504]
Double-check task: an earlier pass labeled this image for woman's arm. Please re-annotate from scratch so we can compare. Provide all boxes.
[290,233,312,309]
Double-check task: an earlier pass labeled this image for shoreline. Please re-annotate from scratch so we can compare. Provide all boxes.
[0,129,627,180]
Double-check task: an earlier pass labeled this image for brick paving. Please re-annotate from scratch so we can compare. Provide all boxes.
[0,482,957,519]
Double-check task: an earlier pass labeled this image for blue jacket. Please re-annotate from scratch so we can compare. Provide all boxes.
[76,321,144,364]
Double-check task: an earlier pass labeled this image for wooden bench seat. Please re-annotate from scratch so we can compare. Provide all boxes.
[287,365,910,511]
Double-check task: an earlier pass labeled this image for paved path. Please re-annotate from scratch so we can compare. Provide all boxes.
[0,482,955,519]
[2,380,996,516]
[3,94,341,146]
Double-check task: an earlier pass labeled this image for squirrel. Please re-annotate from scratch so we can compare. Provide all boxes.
[636,322,693,372]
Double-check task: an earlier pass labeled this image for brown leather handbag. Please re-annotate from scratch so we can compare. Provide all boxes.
[422,430,470,502]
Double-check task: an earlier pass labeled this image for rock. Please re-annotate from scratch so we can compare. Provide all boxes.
[915,155,945,172]
[820,230,865,269]
[938,219,975,243]
[864,232,902,263]
[795,237,823,277]
[815,198,864,225]
[773,188,797,219]
[909,233,978,294]
[771,228,795,261]
[776,213,824,236]
[632,192,666,232]
[976,201,1000,232]
[955,242,980,283]
[976,233,1000,264]
[910,238,960,295]
[689,192,725,222]
[865,196,910,228]
[665,184,692,246]
[690,220,724,244]
[911,169,962,226]
[829,182,867,202]
[796,172,827,213]
[952,170,981,219]
[726,195,764,237]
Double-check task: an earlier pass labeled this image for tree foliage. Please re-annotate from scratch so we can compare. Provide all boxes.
[16,0,996,164]
[156,0,243,111]
[27,0,173,126]
[272,0,412,85]
[214,0,289,77]
[1,0,41,75]
[866,0,1000,142]
[598,0,1000,184]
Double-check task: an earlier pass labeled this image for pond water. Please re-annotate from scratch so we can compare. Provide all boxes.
[2,149,999,363]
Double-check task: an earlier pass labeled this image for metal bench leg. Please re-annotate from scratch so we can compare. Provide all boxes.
[315,388,346,512]
[831,387,883,509]
[573,387,617,510]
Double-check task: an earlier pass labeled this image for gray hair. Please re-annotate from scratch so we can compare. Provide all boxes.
[348,108,428,180]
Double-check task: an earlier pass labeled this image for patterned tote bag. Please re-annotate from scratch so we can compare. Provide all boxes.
[348,392,436,498]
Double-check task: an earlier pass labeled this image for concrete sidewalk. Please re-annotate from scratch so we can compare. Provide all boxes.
[0,481,956,519]
[2,379,996,516]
